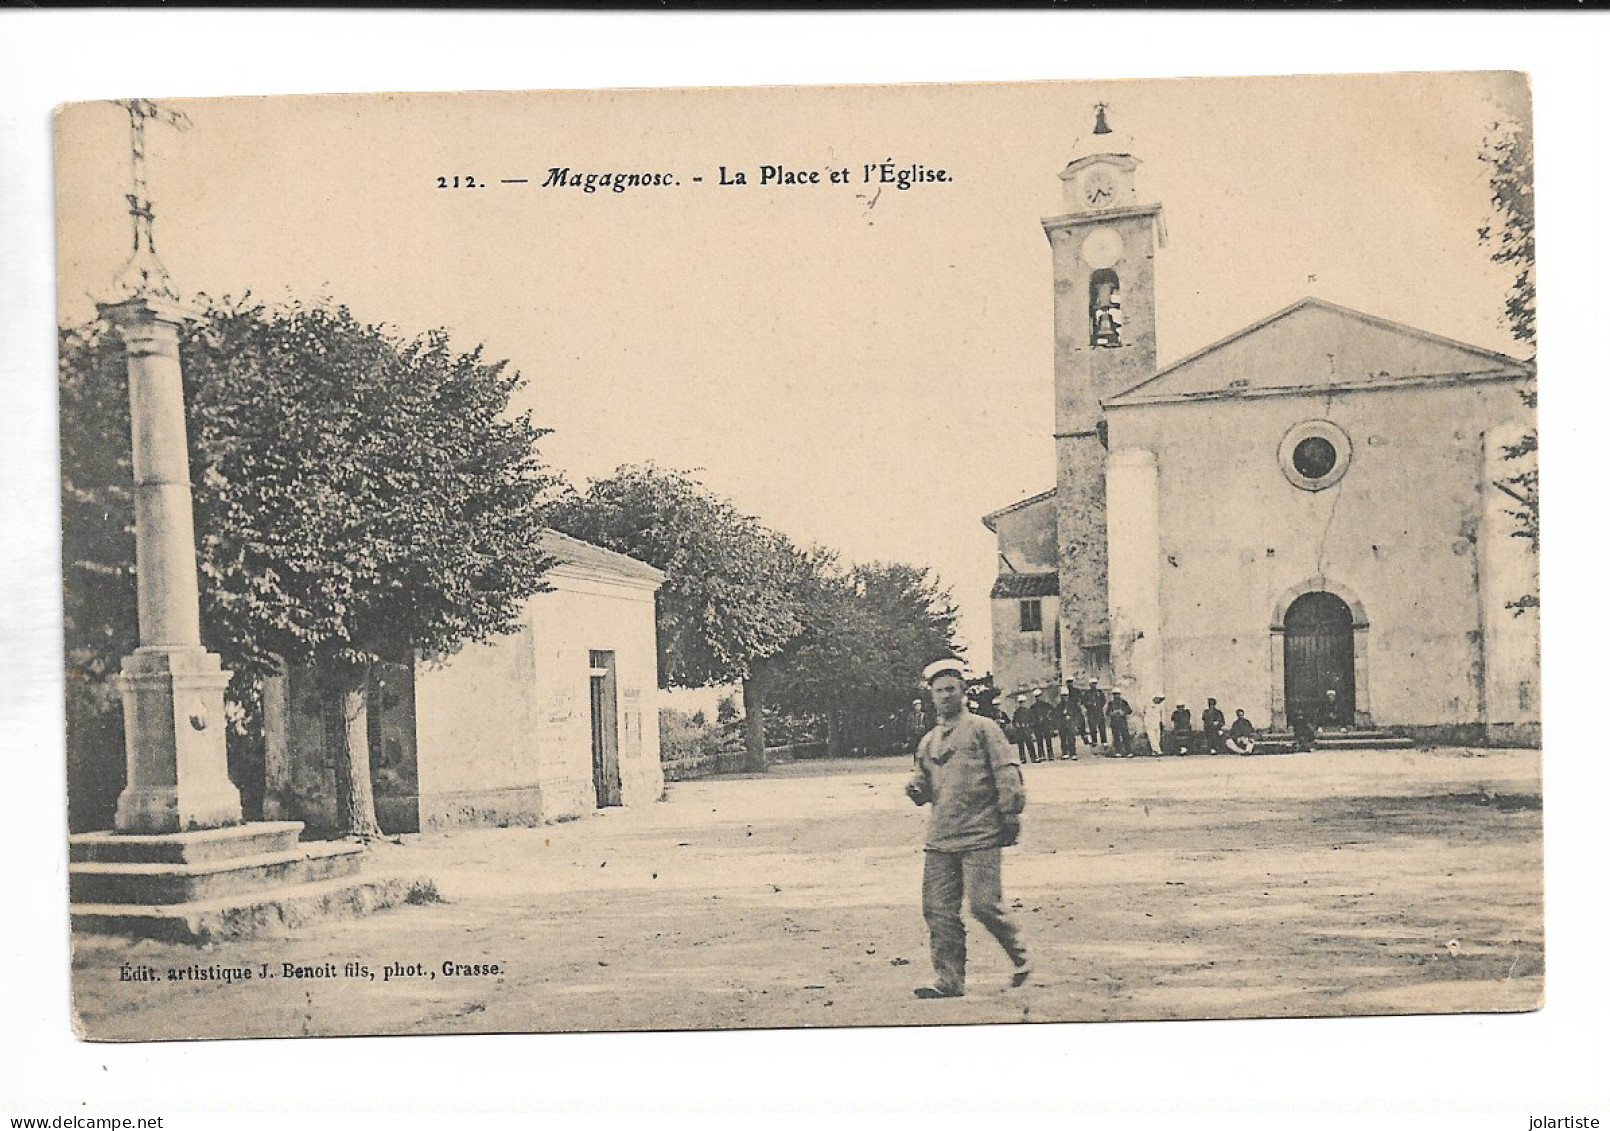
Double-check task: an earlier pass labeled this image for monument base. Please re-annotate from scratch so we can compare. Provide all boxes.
[68,822,429,942]
[112,646,242,833]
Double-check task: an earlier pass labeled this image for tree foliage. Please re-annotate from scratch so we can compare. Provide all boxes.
[544,464,811,770]
[765,557,963,755]
[1479,117,1539,610]
[1479,117,1535,354]
[543,465,962,764]
[544,464,807,688]
[61,296,559,833]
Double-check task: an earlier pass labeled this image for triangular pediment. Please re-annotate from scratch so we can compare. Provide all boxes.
[1107,298,1531,406]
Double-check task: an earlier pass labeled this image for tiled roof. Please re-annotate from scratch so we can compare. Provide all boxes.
[990,572,1059,599]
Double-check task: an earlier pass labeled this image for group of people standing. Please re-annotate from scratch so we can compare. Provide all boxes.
[997,680,1133,761]
[907,681,1267,763]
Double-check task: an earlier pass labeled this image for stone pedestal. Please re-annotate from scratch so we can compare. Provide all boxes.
[112,646,241,833]
[69,821,422,943]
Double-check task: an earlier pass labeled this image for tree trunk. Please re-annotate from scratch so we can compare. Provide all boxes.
[322,657,383,840]
[741,674,768,773]
[827,709,846,760]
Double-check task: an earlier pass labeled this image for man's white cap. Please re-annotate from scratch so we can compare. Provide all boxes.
[922,657,967,684]
[1033,688,1043,697]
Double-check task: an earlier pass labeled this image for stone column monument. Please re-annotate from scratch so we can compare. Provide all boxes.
[96,100,241,833]
[98,295,242,833]
[71,100,414,943]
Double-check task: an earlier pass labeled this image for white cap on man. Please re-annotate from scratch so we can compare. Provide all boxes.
[922,657,967,684]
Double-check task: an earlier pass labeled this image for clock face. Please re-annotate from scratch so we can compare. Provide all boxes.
[1080,227,1123,269]
[1082,167,1117,208]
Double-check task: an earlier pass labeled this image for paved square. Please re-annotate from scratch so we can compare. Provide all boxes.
[71,746,1542,1039]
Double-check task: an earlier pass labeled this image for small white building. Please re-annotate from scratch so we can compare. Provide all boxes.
[265,531,667,834]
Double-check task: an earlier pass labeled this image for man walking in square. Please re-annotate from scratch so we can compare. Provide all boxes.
[905,658,1030,998]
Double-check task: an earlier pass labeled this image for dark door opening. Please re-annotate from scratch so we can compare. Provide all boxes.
[589,650,622,808]
[1283,591,1355,729]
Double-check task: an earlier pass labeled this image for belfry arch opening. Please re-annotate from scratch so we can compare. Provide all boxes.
[1089,268,1122,348]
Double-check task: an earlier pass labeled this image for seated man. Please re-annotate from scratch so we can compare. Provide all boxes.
[1291,711,1318,753]
[1226,708,1257,755]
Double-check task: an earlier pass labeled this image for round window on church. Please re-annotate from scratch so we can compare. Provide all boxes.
[1292,436,1337,480]
[1279,420,1352,492]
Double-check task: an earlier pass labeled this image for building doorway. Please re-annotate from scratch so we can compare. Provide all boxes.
[589,650,623,808]
[1283,591,1355,728]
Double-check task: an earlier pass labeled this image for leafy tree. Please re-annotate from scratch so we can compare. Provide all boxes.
[766,556,963,757]
[761,547,876,756]
[61,297,558,837]
[544,465,808,770]
[1479,116,1539,611]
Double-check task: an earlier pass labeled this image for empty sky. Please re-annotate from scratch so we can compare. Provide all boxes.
[55,71,1528,672]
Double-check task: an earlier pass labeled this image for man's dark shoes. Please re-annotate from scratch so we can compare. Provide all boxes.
[1010,958,1032,988]
[913,984,964,999]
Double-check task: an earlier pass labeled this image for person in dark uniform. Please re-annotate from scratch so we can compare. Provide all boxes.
[1056,691,1079,760]
[1106,691,1134,756]
[1065,680,1091,745]
[909,696,931,737]
[1028,689,1056,764]
[1201,697,1226,755]
[1169,703,1194,756]
[1226,709,1257,755]
[1082,680,1109,748]
[1010,695,1035,763]
[985,700,1014,738]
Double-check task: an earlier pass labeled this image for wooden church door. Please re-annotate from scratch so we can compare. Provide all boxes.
[1283,591,1356,728]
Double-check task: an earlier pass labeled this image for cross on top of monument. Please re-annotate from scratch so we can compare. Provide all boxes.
[110,98,191,301]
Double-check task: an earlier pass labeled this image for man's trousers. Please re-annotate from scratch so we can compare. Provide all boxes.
[921,846,1026,993]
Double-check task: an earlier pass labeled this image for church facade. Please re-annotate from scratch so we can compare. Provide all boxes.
[984,114,1539,744]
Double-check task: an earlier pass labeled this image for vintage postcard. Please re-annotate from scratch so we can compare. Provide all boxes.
[55,71,1541,1041]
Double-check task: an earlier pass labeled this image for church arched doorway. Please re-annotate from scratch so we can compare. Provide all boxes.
[1282,591,1355,728]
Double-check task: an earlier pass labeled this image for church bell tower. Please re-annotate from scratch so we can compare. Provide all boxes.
[1043,105,1162,685]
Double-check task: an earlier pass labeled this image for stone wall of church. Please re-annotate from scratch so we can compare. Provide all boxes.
[1106,375,1536,736]
[1479,418,1542,745]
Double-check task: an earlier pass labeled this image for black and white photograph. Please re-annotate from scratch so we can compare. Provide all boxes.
[45,68,1551,1043]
